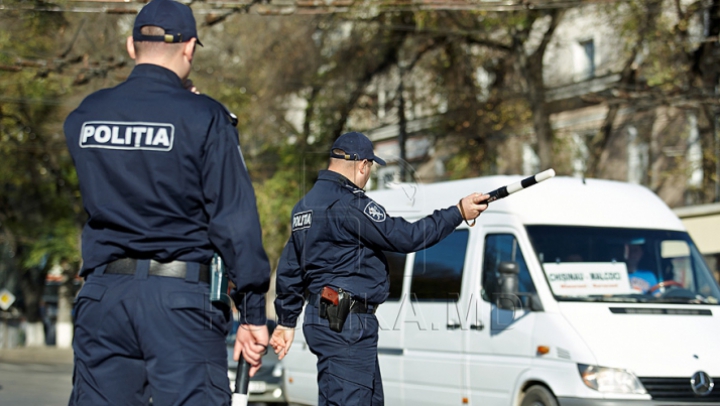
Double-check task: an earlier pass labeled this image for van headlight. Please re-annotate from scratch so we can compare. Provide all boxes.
[578,364,647,394]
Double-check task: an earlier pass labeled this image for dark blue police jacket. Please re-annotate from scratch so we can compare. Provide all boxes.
[274,170,463,327]
[64,64,270,325]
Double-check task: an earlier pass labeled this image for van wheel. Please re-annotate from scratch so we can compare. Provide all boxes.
[520,385,558,406]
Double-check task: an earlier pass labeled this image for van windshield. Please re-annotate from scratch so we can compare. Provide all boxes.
[526,226,720,304]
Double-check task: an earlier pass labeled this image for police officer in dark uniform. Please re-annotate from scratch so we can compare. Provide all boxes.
[63,0,270,404]
[270,131,489,406]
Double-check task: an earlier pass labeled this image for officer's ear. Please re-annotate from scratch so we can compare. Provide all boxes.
[126,36,137,60]
[183,38,196,63]
[359,159,371,175]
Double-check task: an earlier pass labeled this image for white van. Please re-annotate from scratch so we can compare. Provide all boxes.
[280,175,720,406]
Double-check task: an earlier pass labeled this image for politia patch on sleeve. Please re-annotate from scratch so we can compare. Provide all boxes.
[363,202,386,222]
[292,210,313,231]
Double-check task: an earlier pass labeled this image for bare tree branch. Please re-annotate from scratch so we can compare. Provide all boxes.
[59,17,86,59]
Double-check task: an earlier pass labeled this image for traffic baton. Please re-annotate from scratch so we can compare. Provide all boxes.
[486,168,555,203]
[232,357,251,406]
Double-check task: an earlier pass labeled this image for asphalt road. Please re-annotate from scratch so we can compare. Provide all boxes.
[0,347,73,406]
[0,361,73,405]
[0,346,287,406]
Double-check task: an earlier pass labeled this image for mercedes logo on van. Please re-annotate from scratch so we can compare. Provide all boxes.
[691,371,714,396]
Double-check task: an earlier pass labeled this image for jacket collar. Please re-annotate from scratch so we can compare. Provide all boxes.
[317,170,364,193]
[128,64,184,88]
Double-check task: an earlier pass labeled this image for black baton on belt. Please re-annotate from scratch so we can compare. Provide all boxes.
[232,357,251,406]
[486,169,555,203]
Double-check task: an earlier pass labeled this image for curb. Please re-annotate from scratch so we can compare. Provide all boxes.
[0,346,74,365]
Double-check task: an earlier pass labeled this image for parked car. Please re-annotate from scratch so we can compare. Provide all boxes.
[227,319,288,405]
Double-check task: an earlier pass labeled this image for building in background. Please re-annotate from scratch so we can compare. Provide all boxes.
[674,203,720,282]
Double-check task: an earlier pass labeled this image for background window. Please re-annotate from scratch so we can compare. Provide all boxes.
[482,234,536,304]
[383,251,407,301]
[410,230,469,301]
[573,38,595,81]
[580,39,595,78]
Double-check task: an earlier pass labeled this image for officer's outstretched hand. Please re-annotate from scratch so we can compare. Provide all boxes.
[234,323,269,377]
[269,325,295,361]
[457,192,490,221]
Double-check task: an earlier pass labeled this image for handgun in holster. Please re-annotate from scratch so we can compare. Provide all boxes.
[318,286,351,333]
[210,254,231,308]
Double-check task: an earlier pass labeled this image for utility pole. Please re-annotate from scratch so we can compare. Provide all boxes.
[398,68,408,183]
[715,116,719,202]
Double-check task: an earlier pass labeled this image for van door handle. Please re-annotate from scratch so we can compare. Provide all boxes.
[470,323,484,331]
[447,323,461,330]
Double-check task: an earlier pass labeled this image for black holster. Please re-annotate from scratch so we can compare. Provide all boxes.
[318,286,351,333]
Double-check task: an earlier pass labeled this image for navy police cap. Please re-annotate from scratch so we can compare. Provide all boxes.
[330,132,386,166]
[133,0,203,46]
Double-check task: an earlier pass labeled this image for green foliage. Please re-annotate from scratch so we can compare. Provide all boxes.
[22,218,81,269]
[0,10,84,284]
[253,167,301,269]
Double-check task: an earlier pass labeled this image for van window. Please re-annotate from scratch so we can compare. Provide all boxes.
[384,251,407,301]
[526,225,720,304]
[482,234,537,306]
[410,230,469,301]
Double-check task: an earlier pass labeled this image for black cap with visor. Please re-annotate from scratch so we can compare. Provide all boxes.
[330,132,386,166]
[133,0,203,46]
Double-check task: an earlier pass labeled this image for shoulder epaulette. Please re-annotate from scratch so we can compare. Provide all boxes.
[201,95,239,127]
[223,106,239,128]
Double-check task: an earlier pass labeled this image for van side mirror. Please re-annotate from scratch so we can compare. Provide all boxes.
[496,261,519,310]
[528,293,544,312]
[499,261,519,294]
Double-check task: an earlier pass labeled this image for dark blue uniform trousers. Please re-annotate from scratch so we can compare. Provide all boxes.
[69,266,230,406]
[303,303,383,406]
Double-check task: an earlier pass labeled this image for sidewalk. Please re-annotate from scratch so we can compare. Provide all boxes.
[0,346,74,365]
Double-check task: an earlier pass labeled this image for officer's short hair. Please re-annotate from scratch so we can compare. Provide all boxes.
[134,26,185,58]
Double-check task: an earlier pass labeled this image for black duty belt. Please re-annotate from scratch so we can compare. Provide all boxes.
[105,258,210,283]
[307,293,379,314]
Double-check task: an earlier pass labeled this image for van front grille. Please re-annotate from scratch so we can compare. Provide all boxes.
[639,377,720,402]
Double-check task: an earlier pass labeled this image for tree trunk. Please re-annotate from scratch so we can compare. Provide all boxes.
[697,106,718,202]
[19,265,46,346]
[397,71,408,182]
[586,104,620,179]
[526,61,554,170]
[586,0,661,179]
[517,10,565,171]
[649,107,668,193]
[56,261,76,348]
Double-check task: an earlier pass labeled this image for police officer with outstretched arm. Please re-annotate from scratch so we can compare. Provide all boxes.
[270,131,489,406]
[64,1,270,404]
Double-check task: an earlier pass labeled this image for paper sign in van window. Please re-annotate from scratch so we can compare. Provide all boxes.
[543,262,633,296]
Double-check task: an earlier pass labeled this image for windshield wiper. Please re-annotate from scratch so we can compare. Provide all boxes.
[646,296,709,305]
[556,295,648,303]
